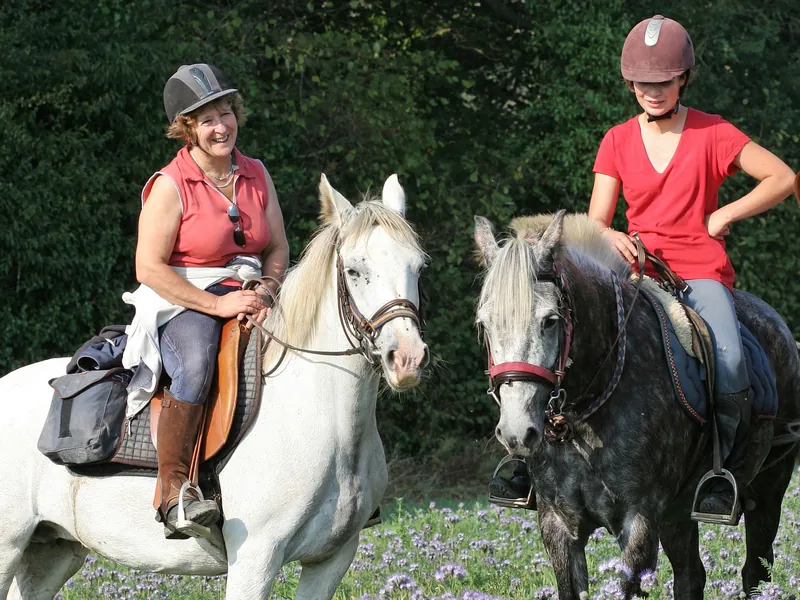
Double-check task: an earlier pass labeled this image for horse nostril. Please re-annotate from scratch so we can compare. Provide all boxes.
[495,426,503,441]
[421,345,430,368]
[386,350,396,366]
[522,426,540,449]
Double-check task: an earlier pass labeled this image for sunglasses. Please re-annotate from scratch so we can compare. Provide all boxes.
[227,204,247,247]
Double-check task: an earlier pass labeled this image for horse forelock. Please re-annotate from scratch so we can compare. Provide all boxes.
[479,213,630,337]
[263,196,423,364]
[478,236,541,335]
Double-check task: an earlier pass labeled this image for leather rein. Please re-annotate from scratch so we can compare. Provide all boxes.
[485,254,644,446]
[247,251,422,377]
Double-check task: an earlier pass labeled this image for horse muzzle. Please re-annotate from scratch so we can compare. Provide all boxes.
[494,389,545,455]
[383,338,429,390]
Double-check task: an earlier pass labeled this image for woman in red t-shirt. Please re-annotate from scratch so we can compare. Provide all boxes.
[489,16,794,521]
[589,16,794,520]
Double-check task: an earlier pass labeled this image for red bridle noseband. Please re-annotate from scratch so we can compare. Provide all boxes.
[485,265,574,405]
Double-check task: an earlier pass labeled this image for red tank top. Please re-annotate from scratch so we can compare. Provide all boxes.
[593,108,750,290]
[141,147,272,272]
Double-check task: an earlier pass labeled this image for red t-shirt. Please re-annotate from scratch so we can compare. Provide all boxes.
[141,147,272,271]
[593,108,750,290]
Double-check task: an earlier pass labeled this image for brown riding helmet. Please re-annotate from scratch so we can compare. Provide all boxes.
[620,15,694,82]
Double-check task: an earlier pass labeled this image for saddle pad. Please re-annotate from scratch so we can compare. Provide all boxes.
[642,291,778,424]
[70,326,262,477]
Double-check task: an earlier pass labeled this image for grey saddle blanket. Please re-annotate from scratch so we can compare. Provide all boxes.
[70,327,262,477]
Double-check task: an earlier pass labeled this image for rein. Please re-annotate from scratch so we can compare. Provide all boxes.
[248,251,422,377]
[485,238,657,446]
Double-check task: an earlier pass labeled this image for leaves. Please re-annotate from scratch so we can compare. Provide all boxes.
[3,0,799,455]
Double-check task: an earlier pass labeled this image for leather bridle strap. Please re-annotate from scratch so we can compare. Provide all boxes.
[252,249,423,376]
[488,361,559,386]
[337,253,423,349]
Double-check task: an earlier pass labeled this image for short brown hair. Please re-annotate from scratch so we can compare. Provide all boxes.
[166,93,246,144]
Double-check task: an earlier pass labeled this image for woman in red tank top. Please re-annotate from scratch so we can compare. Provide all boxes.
[131,64,290,538]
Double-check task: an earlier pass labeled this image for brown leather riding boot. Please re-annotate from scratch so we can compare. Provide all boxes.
[156,390,220,539]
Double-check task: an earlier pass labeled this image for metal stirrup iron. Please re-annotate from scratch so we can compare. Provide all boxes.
[175,480,213,538]
[487,456,536,510]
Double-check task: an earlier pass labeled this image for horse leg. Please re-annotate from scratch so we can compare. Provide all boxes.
[0,546,24,600]
[0,521,37,599]
[223,523,285,600]
[7,540,88,600]
[615,514,659,599]
[539,507,589,600]
[295,535,359,600]
[741,451,796,596]
[659,517,705,600]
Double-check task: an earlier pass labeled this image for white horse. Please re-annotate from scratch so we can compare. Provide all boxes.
[0,174,429,599]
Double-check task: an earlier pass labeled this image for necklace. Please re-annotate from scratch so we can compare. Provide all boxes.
[189,151,234,183]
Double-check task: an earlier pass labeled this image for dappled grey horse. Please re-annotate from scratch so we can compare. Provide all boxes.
[474,210,800,599]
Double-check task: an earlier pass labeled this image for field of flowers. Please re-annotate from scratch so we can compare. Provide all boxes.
[59,467,800,600]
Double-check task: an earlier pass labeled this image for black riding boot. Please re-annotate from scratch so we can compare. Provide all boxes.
[488,461,536,510]
[696,388,756,519]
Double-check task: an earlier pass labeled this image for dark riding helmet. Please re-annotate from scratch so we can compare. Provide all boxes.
[163,63,238,124]
[621,15,694,83]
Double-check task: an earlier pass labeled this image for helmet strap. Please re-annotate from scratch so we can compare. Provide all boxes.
[646,100,681,123]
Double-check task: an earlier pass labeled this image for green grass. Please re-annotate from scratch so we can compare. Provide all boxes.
[59,468,800,599]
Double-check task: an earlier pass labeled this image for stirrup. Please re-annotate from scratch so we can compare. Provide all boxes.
[690,468,741,526]
[488,456,536,510]
[175,480,213,538]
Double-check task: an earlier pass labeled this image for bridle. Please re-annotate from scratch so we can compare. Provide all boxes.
[486,264,573,403]
[249,247,423,376]
[335,252,423,362]
[484,260,630,445]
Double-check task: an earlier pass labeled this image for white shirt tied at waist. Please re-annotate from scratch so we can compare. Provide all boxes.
[122,256,262,418]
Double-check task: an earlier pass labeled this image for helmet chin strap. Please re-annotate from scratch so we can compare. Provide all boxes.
[646,100,681,123]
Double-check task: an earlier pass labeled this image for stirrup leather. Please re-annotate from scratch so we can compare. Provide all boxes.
[488,456,536,510]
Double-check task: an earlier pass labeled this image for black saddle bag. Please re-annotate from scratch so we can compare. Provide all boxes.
[37,367,132,465]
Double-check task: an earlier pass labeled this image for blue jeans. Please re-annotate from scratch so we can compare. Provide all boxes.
[681,279,750,395]
[158,284,238,405]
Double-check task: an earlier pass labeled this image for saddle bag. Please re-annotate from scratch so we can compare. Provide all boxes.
[37,367,132,465]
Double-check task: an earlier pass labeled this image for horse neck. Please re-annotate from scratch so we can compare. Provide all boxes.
[561,258,626,397]
[279,266,381,446]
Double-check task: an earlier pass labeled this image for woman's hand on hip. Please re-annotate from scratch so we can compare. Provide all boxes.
[705,212,731,240]
[213,290,267,319]
[602,228,637,264]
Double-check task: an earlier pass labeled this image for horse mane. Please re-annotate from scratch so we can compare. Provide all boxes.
[478,212,630,334]
[263,196,422,364]
[510,212,630,277]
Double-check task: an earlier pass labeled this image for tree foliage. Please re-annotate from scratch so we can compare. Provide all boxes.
[2,0,798,454]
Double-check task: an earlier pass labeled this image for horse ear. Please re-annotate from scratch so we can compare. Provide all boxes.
[534,209,566,264]
[382,174,406,217]
[319,173,353,227]
[474,216,500,267]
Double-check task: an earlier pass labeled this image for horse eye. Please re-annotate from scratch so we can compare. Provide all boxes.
[346,268,360,278]
[543,315,560,329]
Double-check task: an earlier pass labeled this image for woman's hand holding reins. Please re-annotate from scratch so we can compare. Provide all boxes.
[602,228,638,264]
[213,290,267,319]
